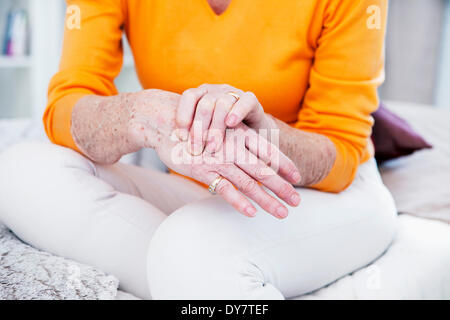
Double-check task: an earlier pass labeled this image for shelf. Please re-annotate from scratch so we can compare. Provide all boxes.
[0,56,32,68]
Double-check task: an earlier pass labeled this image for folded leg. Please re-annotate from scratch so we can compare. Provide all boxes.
[148,159,397,299]
[0,142,208,299]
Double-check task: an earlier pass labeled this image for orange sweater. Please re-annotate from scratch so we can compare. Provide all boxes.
[44,0,387,192]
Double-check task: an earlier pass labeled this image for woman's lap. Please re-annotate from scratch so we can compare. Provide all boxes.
[148,159,397,299]
[0,142,397,299]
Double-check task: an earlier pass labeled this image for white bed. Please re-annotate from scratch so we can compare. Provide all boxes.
[1,100,450,300]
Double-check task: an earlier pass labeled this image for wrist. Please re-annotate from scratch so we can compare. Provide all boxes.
[70,93,137,164]
[126,89,180,152]
[259,113,280,132]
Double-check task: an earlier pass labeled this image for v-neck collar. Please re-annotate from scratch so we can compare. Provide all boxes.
[201,0,237,20]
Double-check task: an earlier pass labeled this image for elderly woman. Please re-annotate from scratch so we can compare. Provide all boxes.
[0,0,396,299]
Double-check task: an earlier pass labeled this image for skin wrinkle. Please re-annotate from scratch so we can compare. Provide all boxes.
[71,89,178,164]
[268,115,337,187]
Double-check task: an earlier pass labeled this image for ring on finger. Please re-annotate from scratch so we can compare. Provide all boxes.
[227,91,240,101]
[208,175,225,195]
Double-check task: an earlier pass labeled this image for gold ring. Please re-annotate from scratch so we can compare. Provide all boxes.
[208,176,224,195]
[227,92,240,101]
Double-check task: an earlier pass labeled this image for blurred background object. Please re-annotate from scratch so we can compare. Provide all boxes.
[0,0,140,120]
[2,3,28,57]
[0,0,449,121]
[379,0,450,107]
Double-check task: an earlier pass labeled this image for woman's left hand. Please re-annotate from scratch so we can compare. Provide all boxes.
[176,84,272,155]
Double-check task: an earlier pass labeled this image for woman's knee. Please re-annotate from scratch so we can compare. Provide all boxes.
[0,142,99,244]
[0,141,95,189]
[147,197,284,299]
[366,185,398,255]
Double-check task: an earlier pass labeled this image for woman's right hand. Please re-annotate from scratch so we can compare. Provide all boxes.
[161,124,301,219]
[127,90,301,219]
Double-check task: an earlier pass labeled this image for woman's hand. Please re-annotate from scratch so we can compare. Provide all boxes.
[156,123,301,219]
[176,84,275,155]
[127,90,301,219]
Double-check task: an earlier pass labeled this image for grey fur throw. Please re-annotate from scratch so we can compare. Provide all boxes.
[0,224,119,300]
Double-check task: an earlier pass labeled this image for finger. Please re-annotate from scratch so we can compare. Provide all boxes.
[188,93,216,155]
[205,94,236,154]
[235,148,300,207]
[176,87,208,134]
[216,165,289,219]
[226,91,259,127]
[238,124,301,184]
[199,83,234,93]
[205,172,257,217]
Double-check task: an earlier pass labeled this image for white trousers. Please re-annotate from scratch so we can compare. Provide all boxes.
[0,142,397,299]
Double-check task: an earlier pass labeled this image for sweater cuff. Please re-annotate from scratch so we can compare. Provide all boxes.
[43,92,88,153]
[310,136,374,192]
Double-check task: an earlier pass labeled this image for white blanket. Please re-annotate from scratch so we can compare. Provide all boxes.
[298,215,450,299]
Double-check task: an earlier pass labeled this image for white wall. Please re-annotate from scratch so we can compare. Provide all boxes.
[436,0,450,108]
[379,0,445,106]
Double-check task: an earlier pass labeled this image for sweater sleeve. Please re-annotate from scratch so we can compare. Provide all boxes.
[43,0,126,151]
[295,0,387,192]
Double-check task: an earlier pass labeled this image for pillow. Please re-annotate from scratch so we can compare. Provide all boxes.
[379,101,450,223]
[371,103,432,162]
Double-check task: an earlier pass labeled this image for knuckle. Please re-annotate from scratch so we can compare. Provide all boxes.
[216,97,232,110]
[254,166,269,181]
[279,183,293,199]
[240,178,258,195]
[200,107,212,117]
[284,161,298,177]
[198,96,215,111]
[258,196,275,211]
[216,179,229,194]
[183,88,197,98]
[245,92,259,107]
[245,91,257,100]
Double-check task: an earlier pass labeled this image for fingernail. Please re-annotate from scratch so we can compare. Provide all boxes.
[290,193,300,206]
[175,129,187,141]
[226,114,238,126]
[292,171,301,183]
[276,206,288,218]
[246,207,257,217]
[205,141,217,154]
[189,141,203,156]
[194,143,203,155]
[178,129,188,141]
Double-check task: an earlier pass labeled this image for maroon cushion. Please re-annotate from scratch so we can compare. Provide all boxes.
[371,103,432,163]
